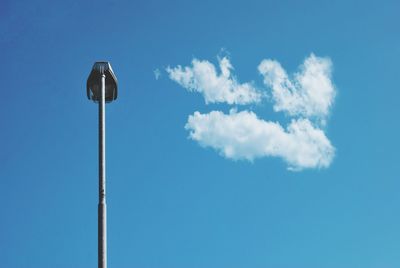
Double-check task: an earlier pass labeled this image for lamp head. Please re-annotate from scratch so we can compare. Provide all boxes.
[87,62,118,103]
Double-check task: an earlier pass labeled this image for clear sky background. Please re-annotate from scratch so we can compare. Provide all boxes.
[1,0,400,267]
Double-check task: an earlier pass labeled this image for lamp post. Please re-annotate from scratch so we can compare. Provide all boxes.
[87,62,118,268]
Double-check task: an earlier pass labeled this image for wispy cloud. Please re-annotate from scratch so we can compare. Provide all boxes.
[186,110,334,170]
[154,68,161,80]
[166,57,262,105]
[165,53,337,170]
[258,54,335,120]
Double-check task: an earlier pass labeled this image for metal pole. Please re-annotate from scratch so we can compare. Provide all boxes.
[98,73,107,268]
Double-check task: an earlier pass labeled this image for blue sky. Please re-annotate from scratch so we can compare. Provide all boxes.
[1,0,400,267]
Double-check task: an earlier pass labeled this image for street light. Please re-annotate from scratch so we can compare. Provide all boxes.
[87,62,118,268]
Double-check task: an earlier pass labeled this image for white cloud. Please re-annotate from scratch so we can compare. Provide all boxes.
[154,68,161,80]
[185,110,335,170]
[166,57,262,105]
[258,54,335,119]
[164,52,337,170]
